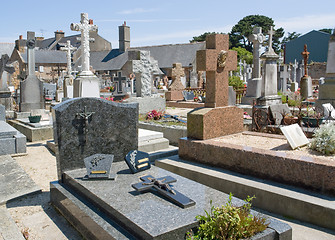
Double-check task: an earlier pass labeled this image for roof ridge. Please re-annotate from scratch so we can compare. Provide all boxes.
[131,42,204,49]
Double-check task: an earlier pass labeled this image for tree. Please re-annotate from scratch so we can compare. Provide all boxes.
[229,15,284,53]
[190,32,223,43]
[319,28,333,34]
[231,47,253,64]
[281,32,301,45]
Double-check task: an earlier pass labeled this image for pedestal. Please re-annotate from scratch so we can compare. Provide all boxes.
[165,90,183,101]
[73,71,100,98]
[187,106,244,140]
[241,78,262,105]
[300,76,312,100]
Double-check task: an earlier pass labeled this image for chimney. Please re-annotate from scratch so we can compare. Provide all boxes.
[15,35,26,52]
[89,19,93,25]
[119,21,130,52]
[55,30,65,41]
[19,35,23,40]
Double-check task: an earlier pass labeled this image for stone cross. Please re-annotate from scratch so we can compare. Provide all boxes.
[268,26,275,52]
[196,34,237,108]
[114,72,127,94]
[0,54,14,90]
[169,63,185,91]
[60,40,77,76]
[293,59,298,82]
[301,44,310,77]
[249,27,265,79]
[238,59,243,78]
[70,13,97,74]
[26,31,36,76]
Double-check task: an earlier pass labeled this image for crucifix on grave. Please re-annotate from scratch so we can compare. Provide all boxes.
[113,72,127,94]
[301,44,310,77]
[300,44,312,99]
[267,26,276,53]
[187,34,244,140]
[71,13,97,74]
[60,40,77,98]
[132,175,195,208]
[76,106,95,143]
[70,13,100,98]
[196,34,237,108]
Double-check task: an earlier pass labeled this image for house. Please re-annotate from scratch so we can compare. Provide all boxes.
[284,30,331,64]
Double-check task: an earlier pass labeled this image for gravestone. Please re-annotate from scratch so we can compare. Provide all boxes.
[113,72,127,95]
[71,13,100,98]
[269,103,290,125]
[53,97,138,179]
[241,27,265,104]
[165,63,185,101]
[0,54,14,110]
[280,124,309,149]
[83,154,116,180]
[188,34,243,140]
[317,30,335,107]
[60,40,76,99]
[291,59,299,92]
[300,44,313,100]
[19,31,44,112]
[257,27,282,106]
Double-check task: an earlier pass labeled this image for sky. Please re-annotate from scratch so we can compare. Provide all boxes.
[0,0,334,48]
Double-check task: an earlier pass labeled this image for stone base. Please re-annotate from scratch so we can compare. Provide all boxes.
[8,120,53,142]
[50,162,290,240]
[73,72,100,98]
[0,91,12,110]
[124,95,166,114]
[300,76,312,100]
[256,95,282,106]
[165,90,183,101]
[0,121,26,155]
[187,106,244,140]
[166,101,204,108]
[241,96,257,105]
[19,102,44,113]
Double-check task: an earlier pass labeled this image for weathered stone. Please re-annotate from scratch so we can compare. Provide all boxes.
[269,104,291,125]
[0,104,5,121]
[53,97,138,179]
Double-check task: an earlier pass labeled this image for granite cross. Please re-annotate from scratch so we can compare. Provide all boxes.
[196,34,237,108]
[60,40,77,76]
[301,44,310,77]
[70,13,97,74]
[169,63,185,91]
[267,26,275,52]
[132,175,196,208]
[26,31,36,76]
[114,72,127,94]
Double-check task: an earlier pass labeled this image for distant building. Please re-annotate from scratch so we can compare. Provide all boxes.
[284,30,330,64]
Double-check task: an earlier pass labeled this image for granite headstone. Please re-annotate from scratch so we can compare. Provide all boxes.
[53,97,138,179]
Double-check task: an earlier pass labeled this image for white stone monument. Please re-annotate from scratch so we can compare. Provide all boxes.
[257,27,281,106]
[60,40,77,99]
[241,27,265,104]
[70,13,100,98]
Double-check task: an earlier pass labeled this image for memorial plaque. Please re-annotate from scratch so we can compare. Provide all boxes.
[125,150,151,173]
[182,91,195,101]
[280,123,309,149]
[83,154,116,180]
[132,174,195,208]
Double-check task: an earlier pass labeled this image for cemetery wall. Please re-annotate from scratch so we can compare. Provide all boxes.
[308,62,326,80]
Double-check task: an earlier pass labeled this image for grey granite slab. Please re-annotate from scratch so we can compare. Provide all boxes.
[0,105,5,121]
[53,97,138,179]
[17,118,52,128]
[0,138,15,155]
[14,133,26,154]
[0,121,17,138]
[0,155,40,204]
[62,162,282,240]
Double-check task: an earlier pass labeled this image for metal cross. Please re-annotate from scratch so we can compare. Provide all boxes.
[76,106,95,142]
[132,175,196,208]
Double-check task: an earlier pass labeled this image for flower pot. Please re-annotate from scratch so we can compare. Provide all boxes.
[28,115,41,123]
[302,117,323,127]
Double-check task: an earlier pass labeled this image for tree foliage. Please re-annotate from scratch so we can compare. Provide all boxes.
[281,32,301,45]
[229,15,284,53]
[319,28,333,34]
[232,47,253,64]
[189,32,223,43]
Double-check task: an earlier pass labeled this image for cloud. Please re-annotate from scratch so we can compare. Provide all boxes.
[117,8,159,15]
[276,14,335,35]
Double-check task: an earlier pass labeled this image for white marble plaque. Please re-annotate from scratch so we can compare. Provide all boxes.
[280,123,309,149]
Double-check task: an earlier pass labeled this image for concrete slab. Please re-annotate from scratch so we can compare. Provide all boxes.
[0,205,25,240]
[8,120,53,142]
[0,121,16,138]
[0,155,41,204]
[138,128,163,141]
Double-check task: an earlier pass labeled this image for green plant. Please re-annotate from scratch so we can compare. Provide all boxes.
[229,76,245,90]
[187,193,268,240]
[309,123,335,155]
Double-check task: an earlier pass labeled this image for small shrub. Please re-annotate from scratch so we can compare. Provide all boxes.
[229,76,244,90]
[309,122,335,155]
[186,193,268,240]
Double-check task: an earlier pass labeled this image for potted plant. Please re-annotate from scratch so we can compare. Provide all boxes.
[28,114,41,123]
[300,103,324,127]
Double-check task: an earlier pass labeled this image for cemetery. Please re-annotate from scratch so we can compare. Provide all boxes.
[1,9,335,240]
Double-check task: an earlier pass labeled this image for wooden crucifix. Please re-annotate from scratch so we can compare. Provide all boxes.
[132,175,195,208]
[196,34,237,108]
[301,44,310,77]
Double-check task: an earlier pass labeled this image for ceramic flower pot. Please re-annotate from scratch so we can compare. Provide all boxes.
[28,115,41,123]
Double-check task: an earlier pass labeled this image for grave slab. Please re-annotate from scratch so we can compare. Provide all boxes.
[280,124,309,149]
[0,121,17,138]
[0,155,40,204]
[51,162,290,239]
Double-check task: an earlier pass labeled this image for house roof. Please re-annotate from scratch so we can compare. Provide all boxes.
[0,43,15,56]
[90,42,205,71]
[21,50,66,64]
[284,30,331,64]
[40,35,81,50]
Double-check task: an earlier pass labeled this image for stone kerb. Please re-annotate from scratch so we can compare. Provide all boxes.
[53,97,138,179]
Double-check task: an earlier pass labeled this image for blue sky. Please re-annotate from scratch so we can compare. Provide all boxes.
[1,0,334,48]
